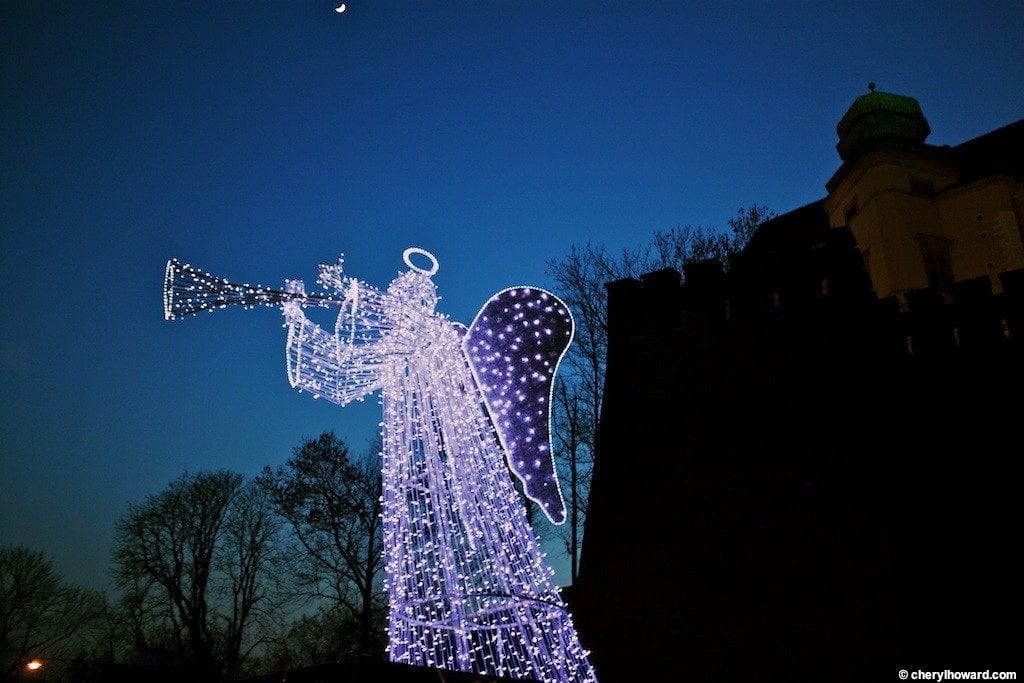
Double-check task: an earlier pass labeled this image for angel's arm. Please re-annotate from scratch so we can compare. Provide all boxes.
[283,279,385,405]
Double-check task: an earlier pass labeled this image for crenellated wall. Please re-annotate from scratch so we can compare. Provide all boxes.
[606,238,1024,363]
[574,226,1022,681]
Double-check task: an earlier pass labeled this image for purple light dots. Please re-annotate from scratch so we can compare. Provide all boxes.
[465,288,572,524]
[279,250,596,682]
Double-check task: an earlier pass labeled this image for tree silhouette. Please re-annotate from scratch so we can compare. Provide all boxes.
[258,433,385,659]
[546,205,774,583]
[263,606,361,673]
[112,471,283,679]
[0,546,103,679]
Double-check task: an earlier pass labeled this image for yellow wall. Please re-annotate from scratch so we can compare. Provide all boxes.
[823,147,1023,299]
[936,179,1024,283]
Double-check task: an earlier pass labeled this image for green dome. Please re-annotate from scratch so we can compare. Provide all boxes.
[836,86,931,161]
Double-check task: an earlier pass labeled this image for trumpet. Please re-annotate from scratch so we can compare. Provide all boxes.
[162,258,345,321]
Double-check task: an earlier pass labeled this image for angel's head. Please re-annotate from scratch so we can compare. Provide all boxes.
[388,269,438,312]
[388,247,441,311]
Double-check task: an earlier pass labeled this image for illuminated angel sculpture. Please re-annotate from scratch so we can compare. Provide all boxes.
[163,248,596,682]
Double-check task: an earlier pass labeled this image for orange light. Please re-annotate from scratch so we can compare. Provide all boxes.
[26,660,43,671]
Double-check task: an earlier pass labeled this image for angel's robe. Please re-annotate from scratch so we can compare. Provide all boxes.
[283,261,596,682]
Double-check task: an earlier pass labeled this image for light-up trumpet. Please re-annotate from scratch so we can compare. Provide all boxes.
[162,258,352,320]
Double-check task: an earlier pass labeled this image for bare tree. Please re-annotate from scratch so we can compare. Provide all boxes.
[544,247,627,585]
[262,606,361,673]
[0,546,104,679]
[651,203,775,267]
[546,205,774,583]
[112,471,283,679]
[550,377,592,583]
[217,483,287,679]
[258,433,385,659]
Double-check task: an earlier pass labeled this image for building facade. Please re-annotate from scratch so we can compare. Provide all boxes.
[574,91,1023,681]
[824,86,1024,300]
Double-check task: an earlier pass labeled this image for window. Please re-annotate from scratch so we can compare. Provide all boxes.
[916,234,955,292]
[910,176,935,195]
[844,198,859,223]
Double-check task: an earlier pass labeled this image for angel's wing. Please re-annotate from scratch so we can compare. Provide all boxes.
[464,287,573,524]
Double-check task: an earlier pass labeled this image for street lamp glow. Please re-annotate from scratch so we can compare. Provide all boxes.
[26,660,43,671]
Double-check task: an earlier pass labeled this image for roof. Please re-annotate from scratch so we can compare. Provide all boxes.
[835,90,932,162]
[949,117,1024,183]
[750,107,1023,252]
[744,199,829,254]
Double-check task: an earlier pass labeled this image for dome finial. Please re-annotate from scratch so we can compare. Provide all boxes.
[835,86,930,162]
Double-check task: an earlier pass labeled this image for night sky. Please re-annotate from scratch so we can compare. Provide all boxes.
[2,1,1022,594]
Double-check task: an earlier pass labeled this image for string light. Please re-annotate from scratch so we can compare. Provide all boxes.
[465,287,572,524]
[163,248,597,682]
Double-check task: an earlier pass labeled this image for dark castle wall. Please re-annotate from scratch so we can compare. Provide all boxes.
[574,227,1021,681]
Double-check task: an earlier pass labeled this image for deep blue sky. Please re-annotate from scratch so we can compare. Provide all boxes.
[2,1,1022,593]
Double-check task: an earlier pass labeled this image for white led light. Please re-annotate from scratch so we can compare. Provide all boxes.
[163,248,593,681]
[280,249,595,681]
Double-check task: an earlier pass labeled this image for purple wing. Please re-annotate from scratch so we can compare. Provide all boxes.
[464,287,573,525]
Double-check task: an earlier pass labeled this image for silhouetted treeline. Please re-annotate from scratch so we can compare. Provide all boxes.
[0,547,104,681]
[1,433,384,682]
